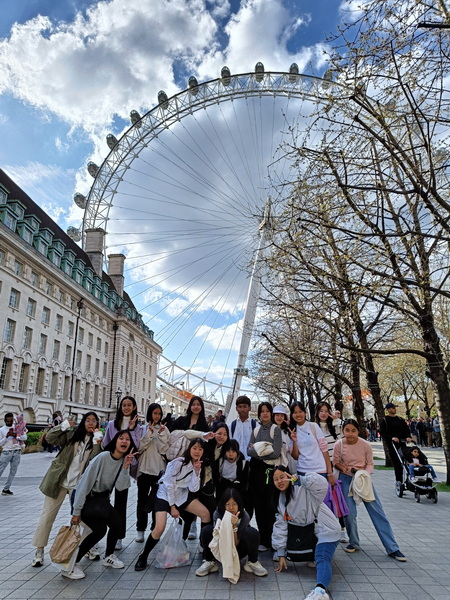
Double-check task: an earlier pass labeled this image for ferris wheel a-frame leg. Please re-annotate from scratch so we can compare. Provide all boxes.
[225,198,271,421]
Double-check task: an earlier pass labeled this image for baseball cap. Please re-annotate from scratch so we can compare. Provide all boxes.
[385,402,398,410]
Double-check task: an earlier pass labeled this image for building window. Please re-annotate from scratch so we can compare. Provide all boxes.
[75,378,81,401]
[85,382,91,404]
[68,321,74,337]
[63,376,70,400]
[0,358,12,389]
[86,354,92,372]
[26,298,36,318]
[4,319,15,343]
[39,334,48,354]
[45,281,52,295]
[53,340,60,360]
[104,341,109,356]
[76,350,82,368]
[103,362,107,378]
[59,290,64,303]
[35,367,45,395]
[78,327,84,344]
[42,307,51,325]
[143,362,147,375]
[56,314,63,332]
[95,358,100,376]
[18,363,29,393]
[49,372,58,397]
[94,385,99,405]
[88,332,93,347]
[23,326,33,349]
[96,337,102,352]
[142,377,145,390]
[9,288,20,309]
[65,345,72,365]
[14,260,23,276]
[31,271,38,286]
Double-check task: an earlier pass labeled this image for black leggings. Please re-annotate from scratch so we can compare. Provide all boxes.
[200,524,260,563]
[112,487,128,539]
[136,474,159,532]
[249,459,276,549]
[76,504,122,561]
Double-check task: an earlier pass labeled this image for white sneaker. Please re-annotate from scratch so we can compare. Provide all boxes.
[135,531,145,543]
[195,560,219,576]
[304,589,329,600]
[61,564,85,580]
[339,528,348,543]
[86,545,100,560]
[31,548,44,567]
[187,521,197,540]
[114,539,122,551]
[258,545,269,552]
[243,560,268,576]
[103,553,125,569]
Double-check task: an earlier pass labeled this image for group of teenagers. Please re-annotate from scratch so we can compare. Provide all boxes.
[30,394,408,600]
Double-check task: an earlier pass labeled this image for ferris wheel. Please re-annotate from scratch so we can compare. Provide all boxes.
[70,64,344,406]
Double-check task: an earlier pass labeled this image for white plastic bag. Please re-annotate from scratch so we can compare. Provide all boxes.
[155,518,190,569]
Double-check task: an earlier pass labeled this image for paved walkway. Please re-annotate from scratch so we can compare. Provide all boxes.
[0,444,449,600]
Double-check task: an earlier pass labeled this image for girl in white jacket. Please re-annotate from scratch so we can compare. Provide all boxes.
[134,438,211,571]
[272,466,340,600]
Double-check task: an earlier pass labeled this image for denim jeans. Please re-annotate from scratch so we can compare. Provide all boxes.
[408,464,437,479]
[315,541,338,589]
[339,472,399,554]
[0,449,22,490]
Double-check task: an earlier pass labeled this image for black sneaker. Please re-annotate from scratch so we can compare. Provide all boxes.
[1,489,13,496]
[388,550,407,562]
[344,544,358,553]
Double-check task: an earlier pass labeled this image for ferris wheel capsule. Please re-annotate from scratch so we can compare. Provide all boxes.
[73,193,87,209]
[130,110,142,127]
[66,226,82,242]
[322,69,333,89]
[289,63,299,82]
[106,134,118,150]
[157,90,169,109]
[221,66,231,86]
[189,76,199,95]
[255,62,264,82]
[87,162,99,178]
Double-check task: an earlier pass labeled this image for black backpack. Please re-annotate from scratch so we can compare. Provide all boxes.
[286,521,317,562]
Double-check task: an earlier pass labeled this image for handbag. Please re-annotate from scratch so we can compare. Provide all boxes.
[154,518,190,569]
[286,521,317,562]
[49,525,81,564]
[79,465,122,521]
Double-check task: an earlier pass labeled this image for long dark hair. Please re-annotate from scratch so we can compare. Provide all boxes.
[219,438,243,460]
[315,401,337,439]
[273,465,294,506]
[113,396,138,430]
[146,402,163,424]
[216,487,245,519]
[104,429,136,456]
[69,411,99,448]
[178,437,207,481]
[186,396,208,430]
[342,418,360,435]
[257,401,273,422]
[289,401,307,430]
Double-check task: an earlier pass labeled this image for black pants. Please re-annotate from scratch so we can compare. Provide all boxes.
[200,523,260,563]
[249,459,276,549]
[180,481,216,539]
[136,474,159,532]
[388,442,406,483]
[76,503,121,561]
[112,487,128,539]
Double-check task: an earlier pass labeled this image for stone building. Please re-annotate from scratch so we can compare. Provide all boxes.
[0,169,162,425]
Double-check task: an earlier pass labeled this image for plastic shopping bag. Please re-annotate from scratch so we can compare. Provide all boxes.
[154,518,190,569]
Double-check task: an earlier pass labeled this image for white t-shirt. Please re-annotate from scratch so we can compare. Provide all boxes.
[296,421,327,473]
[231,418,253,461]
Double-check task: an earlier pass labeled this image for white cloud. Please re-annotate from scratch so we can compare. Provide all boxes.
[195,318,243,352]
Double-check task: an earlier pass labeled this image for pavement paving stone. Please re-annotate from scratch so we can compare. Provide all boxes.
[1,443,448,599]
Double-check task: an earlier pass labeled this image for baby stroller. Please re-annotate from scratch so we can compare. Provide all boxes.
[394,443,438,503]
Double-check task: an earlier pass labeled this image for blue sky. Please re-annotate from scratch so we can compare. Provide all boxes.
[0,0,352,401]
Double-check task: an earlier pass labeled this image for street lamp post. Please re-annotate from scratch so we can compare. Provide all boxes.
[115,387,122,413]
